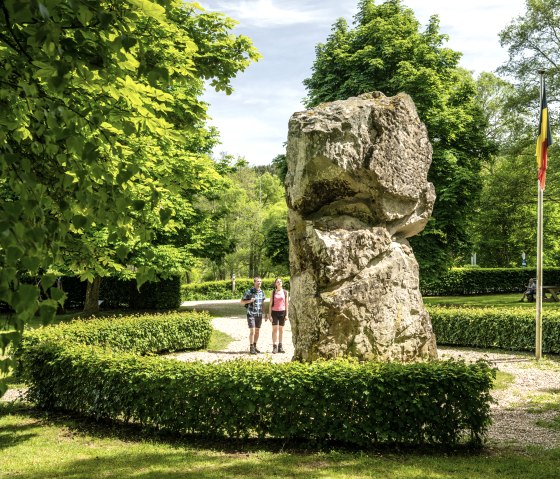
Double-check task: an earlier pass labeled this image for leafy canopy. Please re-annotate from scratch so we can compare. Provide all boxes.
[193,155,288,281]
[499,0,560,105]
[0,0,259,391]
[303,0,493,276]
[468,0,560,268]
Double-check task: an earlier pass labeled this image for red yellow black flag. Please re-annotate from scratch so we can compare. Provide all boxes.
[536,81,552,190]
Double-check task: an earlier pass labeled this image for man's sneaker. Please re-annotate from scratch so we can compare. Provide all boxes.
[272,344,278,354]
[254,343,261,354]
[278,343,285,353]
[250,344,257,355]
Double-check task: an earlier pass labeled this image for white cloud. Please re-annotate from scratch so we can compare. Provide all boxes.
[199,1,529,164]
[205,83,305,163]
[406,0,526,74]
[210,115,287,163]
[200,0,334,27]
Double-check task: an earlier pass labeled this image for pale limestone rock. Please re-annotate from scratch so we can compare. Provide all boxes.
[286,92,437,362]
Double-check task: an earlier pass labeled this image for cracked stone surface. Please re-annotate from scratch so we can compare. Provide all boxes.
[285,92,437,362]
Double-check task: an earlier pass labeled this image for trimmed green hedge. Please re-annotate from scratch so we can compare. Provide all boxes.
[182,277,290,301]
[59,275,182,310]
[420,267,560,296]
[429,306,560,353]
[18,311,213,355]
[15,311,494,447]
[19,346,493,446]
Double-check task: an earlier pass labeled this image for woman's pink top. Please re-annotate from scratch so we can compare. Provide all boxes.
[271,289,286,311]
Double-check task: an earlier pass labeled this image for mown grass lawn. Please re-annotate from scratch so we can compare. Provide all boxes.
[423,293,560,308]
[0,402,559,479]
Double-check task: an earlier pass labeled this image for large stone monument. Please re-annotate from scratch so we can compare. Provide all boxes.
[286,92,437,362]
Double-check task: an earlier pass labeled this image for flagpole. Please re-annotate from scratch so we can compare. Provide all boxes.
[536,69,545,361]
[536,181,543,360]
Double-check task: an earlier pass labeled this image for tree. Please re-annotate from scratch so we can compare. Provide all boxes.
[497,0,560,193]
[192,160,289,281]
[498,0,560,111]
[222,167,287,279]
[271,153,288,183]
[462,73,528,267]
[470,148,560,268]
[467,0,560,268]
[263,221,289,270]
[475,72,526,152]
[471,153,535,266]
[0,0,259,394]
[303,0,493,277]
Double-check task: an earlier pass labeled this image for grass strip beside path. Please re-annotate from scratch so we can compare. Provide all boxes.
[423,293,560,308]
[1,403,559,479]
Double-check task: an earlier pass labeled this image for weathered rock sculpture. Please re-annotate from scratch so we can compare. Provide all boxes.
[286,92,437,362]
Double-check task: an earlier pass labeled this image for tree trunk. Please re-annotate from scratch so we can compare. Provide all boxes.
[83,276,102,317]
[249,243,255,278]
[56,277,66,314]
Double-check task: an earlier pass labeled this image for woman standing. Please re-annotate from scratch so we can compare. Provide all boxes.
[268,278,289,353]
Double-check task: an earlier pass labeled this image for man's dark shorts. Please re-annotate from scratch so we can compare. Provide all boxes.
[247,314,263,329]
[271,310,286,327]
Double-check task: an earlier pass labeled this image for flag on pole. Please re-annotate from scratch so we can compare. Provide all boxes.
[536,82,552,190]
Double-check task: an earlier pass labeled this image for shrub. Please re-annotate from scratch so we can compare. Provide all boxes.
[183,277,290,301]
[420,267,560,296]
[17,311,213,356]
[20,348,493,446]
[15,311,494,447]
[428,306,560,354]
[129,276,182,310]
[57,275,182,310]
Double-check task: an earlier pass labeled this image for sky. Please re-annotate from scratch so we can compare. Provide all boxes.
[199,0,528,165]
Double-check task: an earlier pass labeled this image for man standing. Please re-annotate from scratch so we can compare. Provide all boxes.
[240,276,266,354]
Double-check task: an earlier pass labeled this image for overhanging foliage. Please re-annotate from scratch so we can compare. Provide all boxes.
[0,0,259,392]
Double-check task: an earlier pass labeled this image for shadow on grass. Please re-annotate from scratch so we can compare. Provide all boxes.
[0,402,39,450]
[0,427,37,451]
[0,401,487,457]
[10,448,560,479]
[3,403,560,479]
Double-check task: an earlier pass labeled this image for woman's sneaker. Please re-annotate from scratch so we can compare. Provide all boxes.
[272,344,278,353]
[278,343,285,353]
[253,343,261,354]
[250,344,257,355]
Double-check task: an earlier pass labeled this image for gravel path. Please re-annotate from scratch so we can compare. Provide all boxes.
[172,314,560,449]
[171,315,296,363]
[438,347,560,448]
